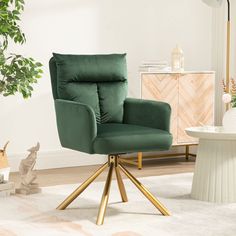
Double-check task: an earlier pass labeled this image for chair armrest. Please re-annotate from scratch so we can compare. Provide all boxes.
[123,98,171,132]
[54,99,97,153]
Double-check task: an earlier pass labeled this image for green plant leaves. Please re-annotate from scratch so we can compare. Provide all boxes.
[231,95,236,108]
[0,54,43,98]
[0,0,43,98]
[0,0,26,48]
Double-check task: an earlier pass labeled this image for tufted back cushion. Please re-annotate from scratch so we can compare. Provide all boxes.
[50,53,128,123]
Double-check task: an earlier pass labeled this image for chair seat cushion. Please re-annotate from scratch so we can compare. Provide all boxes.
[93,123,172,154]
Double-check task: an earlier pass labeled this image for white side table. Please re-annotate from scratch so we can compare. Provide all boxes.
[185,126,236,203]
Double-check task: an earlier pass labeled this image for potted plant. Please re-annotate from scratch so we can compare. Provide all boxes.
[0,0,43,98]
[222,78,236,131]
[0,0,43,180]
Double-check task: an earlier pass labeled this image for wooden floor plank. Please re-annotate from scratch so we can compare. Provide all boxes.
[10,156,195,187]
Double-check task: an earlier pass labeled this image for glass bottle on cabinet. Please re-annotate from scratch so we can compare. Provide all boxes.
[171,45,184,72]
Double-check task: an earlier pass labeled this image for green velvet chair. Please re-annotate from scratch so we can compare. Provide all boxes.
[49,53,172,225]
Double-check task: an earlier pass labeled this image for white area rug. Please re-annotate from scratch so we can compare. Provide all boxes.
[0,173,236,236]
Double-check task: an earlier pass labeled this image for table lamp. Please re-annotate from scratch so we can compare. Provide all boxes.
[202,0,231,110]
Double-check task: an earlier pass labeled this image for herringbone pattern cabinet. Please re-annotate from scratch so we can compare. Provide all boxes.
[141,72,215,146]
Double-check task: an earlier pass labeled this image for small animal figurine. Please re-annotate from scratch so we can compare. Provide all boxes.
[16,142,41,195]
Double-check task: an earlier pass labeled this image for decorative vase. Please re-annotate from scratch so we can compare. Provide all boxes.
[222,108,236,132]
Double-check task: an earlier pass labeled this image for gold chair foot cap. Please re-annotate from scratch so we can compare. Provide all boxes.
[56,207,65,210]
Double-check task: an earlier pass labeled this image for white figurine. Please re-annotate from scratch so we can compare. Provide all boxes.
[16,142,41,195]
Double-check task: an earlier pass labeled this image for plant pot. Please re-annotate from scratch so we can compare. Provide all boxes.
[222,108,236,132]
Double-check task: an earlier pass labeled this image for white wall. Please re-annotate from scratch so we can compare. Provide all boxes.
[0,0,213,171]
[212,1,236,125]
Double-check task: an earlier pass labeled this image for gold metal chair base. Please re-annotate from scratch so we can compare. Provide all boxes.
[57,155,170,225]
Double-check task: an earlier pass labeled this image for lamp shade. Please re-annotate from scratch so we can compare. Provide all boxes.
[202,0,223,7]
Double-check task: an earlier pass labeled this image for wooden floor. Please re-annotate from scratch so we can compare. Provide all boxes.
[10,156,195,187]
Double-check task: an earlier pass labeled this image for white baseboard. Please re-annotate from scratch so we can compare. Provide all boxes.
[8,149,107,172]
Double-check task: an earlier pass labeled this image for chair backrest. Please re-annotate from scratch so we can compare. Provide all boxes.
[49,53,128,123]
